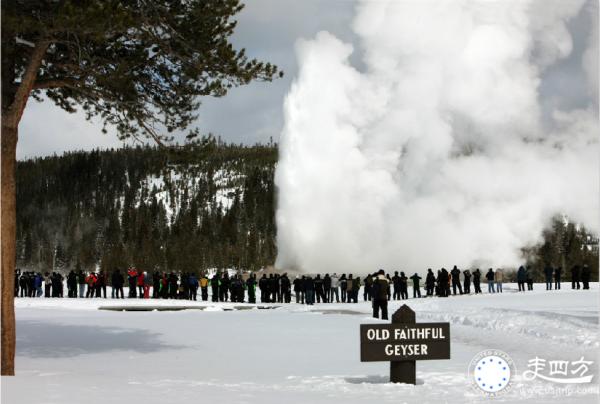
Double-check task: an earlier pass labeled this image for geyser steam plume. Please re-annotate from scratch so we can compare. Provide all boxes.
[275,0,599,275]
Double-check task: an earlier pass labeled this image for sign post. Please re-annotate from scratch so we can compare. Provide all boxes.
[360,304,451,384]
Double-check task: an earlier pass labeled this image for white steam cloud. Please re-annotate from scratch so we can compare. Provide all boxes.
[275,0,599,274]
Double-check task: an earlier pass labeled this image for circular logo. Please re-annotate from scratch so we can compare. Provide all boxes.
[468,349,516,396]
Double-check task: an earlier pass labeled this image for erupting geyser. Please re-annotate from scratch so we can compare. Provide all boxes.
[275,0,599,275]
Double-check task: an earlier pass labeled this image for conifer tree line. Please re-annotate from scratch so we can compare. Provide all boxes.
[15,139,597,280]
[16,136,277,275]
[522,216,599,281]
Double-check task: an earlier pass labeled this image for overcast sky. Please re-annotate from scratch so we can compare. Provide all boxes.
[16,0,597,160]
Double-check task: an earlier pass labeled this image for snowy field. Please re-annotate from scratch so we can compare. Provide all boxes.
[2,283,599,404]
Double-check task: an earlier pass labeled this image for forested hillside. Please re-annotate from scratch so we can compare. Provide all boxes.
[15,138,597,279]
[16,137,277,274]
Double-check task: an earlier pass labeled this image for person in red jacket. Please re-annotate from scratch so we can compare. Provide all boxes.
[127,267,138,298]
[137,270,145,299]
[85,272,97,298]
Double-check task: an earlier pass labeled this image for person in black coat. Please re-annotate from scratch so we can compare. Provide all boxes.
[372,270,389,320]
[314,274,326,303]
[544,265,553,290]
[410,273,421,298]
[450,266,463,295]
[399,272,408,300]
[473,269,482,294]
[438,268,450,297]
[526,266,534,291]
[340,274,347,302]
[323,274,331,302]
[304,276,315,305]
[571,265,581,290]
[211,273,220,302]
[554,267,562,290]
[463,269,471,294]
[293,276,302,303]
[486,268,495,293]
[281,273,291,303]
[392,271,401,300]
[112,270,125,299]
[220,273,230,301]
[267,274,278,303]
[425,269,435,296]
[581,264,591,290]
[258,274,268,303]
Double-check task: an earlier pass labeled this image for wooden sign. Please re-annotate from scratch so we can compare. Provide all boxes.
[360,304,451,384]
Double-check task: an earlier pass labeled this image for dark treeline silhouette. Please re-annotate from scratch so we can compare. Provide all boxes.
[16,136,277,275]
[16,141,598,283]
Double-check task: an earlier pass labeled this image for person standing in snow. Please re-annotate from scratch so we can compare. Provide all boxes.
[410,273,421,298]
[485,268,495,293]
[293,276,302,303]
[570,265,580,290]
[425,269,435,297]
[372,270,390,320]
[188,273,199,301]
[43,272,52,298]
[363,274,373,302]
[438,268,450,297]
[211,273,220,302]
[136,271,145,299]
[581,264,591,290]
[304,276,315,305]
[526,266,534,291]
[314,274,326,303]
[77,269,86,298]
[463,269,471,294]
[33,273,43,297]
[330,273,340,303]
[168,272,179,299]
[246,274,256,303]
[450,266,463,295]
[473,269,482,294]
[392,271,401,299]
[98,271,108,298]
[351,275,361,303]
[85,272,97,298]
[554,266,562,290]
[517,266,526,291]
[281,273,291,303]
[220,272,230,302]
[67,270,77,297]
[258,274,268,303]
[200,273,210,301]
[323,274,331,302]
[399,272,409,300]
[494,268,503,293]
[346,274,354,302]
[340,274,347,302]
[127,267,137,298]
[544,265,553,290]
[112,269,124,299]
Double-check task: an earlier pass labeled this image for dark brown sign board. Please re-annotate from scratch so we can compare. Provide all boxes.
[360,305,451,384]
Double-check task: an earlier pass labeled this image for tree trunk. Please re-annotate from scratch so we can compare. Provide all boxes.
[1,122,17,376]
[0,39,49,376]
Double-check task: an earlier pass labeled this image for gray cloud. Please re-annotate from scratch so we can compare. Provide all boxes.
[16,0,595,159]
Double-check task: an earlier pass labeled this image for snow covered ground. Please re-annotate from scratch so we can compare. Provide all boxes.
[2,283,599,404]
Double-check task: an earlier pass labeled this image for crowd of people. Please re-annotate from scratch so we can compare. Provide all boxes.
[14,264,594,314]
